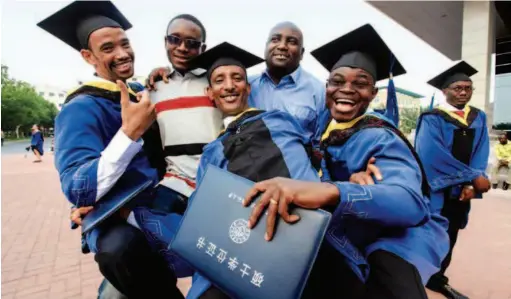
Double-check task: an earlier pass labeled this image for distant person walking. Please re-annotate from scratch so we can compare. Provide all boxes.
[29,124,44,162]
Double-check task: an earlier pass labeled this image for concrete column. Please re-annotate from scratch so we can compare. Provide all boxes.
[461,1,495,126]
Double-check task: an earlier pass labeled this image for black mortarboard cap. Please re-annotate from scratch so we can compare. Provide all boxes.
[427,60,478,90]
[190,42,264,80]
[37,1,132,52]
[310,24,406,81]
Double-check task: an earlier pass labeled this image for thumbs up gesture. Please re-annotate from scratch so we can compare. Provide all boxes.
[118,80,156,141]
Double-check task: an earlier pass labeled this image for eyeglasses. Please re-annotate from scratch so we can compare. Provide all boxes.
[327,79,373,90]
[166,35,203,50]
[449,86,475,93]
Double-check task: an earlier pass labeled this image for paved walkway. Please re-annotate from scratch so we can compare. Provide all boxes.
[2,154,510,299]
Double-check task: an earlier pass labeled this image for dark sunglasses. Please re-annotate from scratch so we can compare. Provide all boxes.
[166,35,203,50]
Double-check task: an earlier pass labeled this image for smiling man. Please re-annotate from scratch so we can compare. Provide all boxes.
[145,14,223,202]
[92,14,222,298]
[248,22,326,150]
[243,24,450,299]
[134,42,331,299]
[38,1,185,298]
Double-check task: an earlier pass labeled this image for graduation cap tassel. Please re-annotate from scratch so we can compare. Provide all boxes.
[383,54,399,126]
[429,92,435,110]
[389,54,395,80]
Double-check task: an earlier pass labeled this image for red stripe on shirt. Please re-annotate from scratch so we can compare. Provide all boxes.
[164,173,197,189]
[155,96,214,113]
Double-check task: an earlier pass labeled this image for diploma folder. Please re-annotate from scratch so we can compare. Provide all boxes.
[81,170,153,235]
[171,165,332,299]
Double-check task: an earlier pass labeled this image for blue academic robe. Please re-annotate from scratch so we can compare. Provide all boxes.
[31,131,44,155]
[320,112,449,284]
[415,106,489,229]
[133,109,345,298]
[54,80,163,253]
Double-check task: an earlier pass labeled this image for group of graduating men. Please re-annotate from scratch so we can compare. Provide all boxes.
[38,1,491,299]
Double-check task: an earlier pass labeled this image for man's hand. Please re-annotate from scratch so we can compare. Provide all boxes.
[70,206,94,226]
[145,67,171,91]
[350,157,383,185]
[118,80,156,141]
[459,186,475,202]
[242,178,339,241]
[472,175,491,193]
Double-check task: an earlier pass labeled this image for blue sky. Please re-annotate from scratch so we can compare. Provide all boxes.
[1,0,458,104]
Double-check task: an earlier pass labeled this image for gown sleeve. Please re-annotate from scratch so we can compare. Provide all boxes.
[55,96,141,207]
[330,128,429,228]
[414,114,483,192]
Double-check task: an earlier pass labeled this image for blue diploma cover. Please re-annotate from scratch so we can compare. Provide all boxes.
[81,170,153,234]
[171,165,332,299]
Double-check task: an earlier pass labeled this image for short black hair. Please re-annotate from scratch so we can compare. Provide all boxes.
[166,14,206,42]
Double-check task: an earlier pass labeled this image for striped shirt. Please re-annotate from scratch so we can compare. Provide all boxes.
[150,68,223,196]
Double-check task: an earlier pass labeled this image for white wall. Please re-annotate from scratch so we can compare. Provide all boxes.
[368,1,463,60]
[494,73,511,125]
[35,84,67,110]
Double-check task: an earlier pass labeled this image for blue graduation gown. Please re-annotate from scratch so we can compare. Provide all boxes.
[133,109,333,298]
[320,112,449,284]
[415,106,489,228]
[54,80,162,253]
[31,131,44,155]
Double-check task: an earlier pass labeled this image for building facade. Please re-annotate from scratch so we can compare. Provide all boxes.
[369,1,511,129]
[371,86,423,112]
[35,84,67,110]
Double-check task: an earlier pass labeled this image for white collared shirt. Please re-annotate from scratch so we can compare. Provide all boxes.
[223,116,236,128]
[90,76,145,202]
[439,101,465,112]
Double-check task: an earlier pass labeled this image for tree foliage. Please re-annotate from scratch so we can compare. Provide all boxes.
[1,65,58,134]
[493,123,511,130]
[399,107,429,134]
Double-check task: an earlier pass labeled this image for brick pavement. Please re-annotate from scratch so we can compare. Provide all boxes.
[426,186,511,299]
[2,154,510,299]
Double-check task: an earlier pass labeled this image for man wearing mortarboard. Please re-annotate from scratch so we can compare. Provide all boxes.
[134,41,372,299]
[37,1,187,298]
[68,12,222,297]
[146,21,327,171]
[243,24,450,298]
[132,41,335,299]
[415,61,491,299]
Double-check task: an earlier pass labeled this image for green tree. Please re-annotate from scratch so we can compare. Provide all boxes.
[399,108,420,134]
[398,106,429,134]
[494,123,511,130]
[1,65,58,137]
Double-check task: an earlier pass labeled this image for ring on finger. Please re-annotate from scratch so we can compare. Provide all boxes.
[270,198,278,205]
